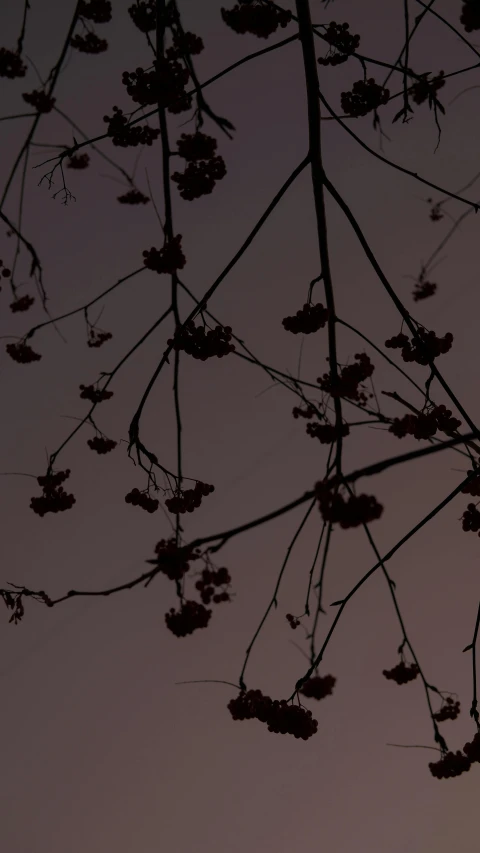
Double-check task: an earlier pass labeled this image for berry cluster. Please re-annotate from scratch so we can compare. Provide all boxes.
[461,503,480,534]
[432,697,460,722]
[299,674,336,700]
[286,613,300,629]
[228,689,318,740]
[30,469,76,517]
[0,47,27,78]
[168,30,204,59]
[410,71,445,106]
[167,322,235,361]
[103,107,160,147]
[429,202,443,222]
[462,467,480,497]
[165,600,211,637]
[151,537,201,581]
[341,78,389,117]
[87,329,112,348]
[221,1,292,39]
[122,57,190,112]
[306,420,350,444]
[315,484,383,528]
[87,436,117,454]
[71,33,108,53]
[318,21,360,66]
[385,329,453,365]
[318,353,374,403]
[67,153,90,169]
[117,189,150,204]
[413,277,437,301]
[142,235,186,274]
[282,302,329,334]
[128,0,156,32]
[429,751,471,779]
[6,341,42,363]
[10,295,35,313]
[78,0,112,23]
[22,89,56,113]
[79,384,113,403]
[172,131,226,201]
[463,732,480,763]
[0,259,11,279]
[383,661,419,684]
[389,405,461,440]
[292,404,316,419]
[461,1,480,32]
[165,480,215,514]
[195,566,231,605]
[125,488,159,513]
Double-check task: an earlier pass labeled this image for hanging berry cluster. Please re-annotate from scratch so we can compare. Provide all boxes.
[306,420,350,444]
[78,0,112,23]
[87,329,112,348]
[0,47,27,78]
[150,537,201,580]
[10,295,35,313]
[22,89,55,114]
[167,322,235,360]
[165,481,215,514]
[317,21,360,66]
[142,235,186,274]
[228,689,318,740]
[383,660,419,684]
[385,329,453,365]
[286,612,300,629]
[432,697,461,722]
[125,488,159,513]
[6,340,41,363]
[79,384,113,403]
[315,483,383,528]
[292,404,316,419]
[128,0,156,33]
[461,503,480,535]
[71,33,108,54]
[461,1,480,32]
[462,467,480,497]
[172,132,226,201]
[429,750,472,779]
[30,470,76,517]
[67,154,90,169]
[221,1,292,40]
[117,189,150,205]
[389,405,461,440]
[121,57,190,113]
[317,353,374,403]
[87,436,117,454]
[165,599,212,637]
[103,107,160,148]
[341,78,389,118]
[282,302,329,334]
[412,275,437,302]
[299,674,336,700]
[195,566,231,605]
[0,258,11,283]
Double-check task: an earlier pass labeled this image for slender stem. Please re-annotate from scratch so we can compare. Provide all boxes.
[296,0,343,476]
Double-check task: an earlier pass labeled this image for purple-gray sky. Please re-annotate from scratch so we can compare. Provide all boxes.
[2,1,480,850]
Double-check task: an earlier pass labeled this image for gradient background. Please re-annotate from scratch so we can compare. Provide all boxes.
[2,1,480,851]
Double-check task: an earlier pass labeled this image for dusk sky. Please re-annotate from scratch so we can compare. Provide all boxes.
[3,1,480,851]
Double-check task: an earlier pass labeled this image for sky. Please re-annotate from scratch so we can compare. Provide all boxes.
[2,1,480,851]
